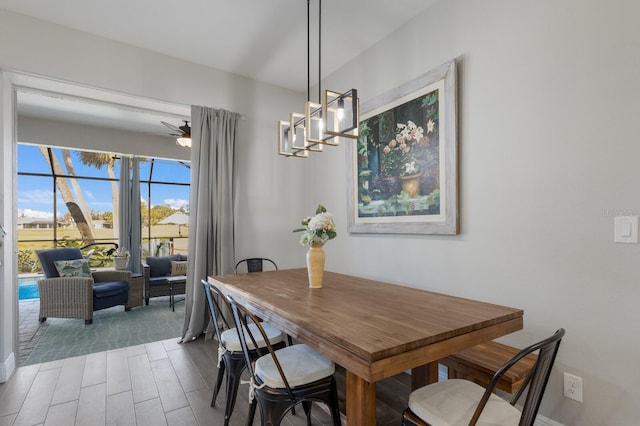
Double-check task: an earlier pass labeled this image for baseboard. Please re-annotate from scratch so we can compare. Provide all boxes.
[535,414,564,426]
[0,351,15,383]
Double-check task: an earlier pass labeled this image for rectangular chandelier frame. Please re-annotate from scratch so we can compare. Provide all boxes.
[278,120,309,158]
[323,89,359,139]
[305,101,338,147]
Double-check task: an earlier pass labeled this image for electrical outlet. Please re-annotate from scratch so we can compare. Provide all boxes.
[563,372,583,402]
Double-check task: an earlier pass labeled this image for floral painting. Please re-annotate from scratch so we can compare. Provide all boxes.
[357,90,441,216]
[347,60,458,235]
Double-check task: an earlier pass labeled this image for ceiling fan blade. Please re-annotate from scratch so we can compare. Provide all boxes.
[161,121,182,133]
[150,132,181,137]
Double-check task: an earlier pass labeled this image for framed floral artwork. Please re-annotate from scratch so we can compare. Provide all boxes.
[347,59,458,234]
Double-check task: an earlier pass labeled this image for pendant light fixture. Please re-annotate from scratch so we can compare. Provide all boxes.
[278,0,359,158]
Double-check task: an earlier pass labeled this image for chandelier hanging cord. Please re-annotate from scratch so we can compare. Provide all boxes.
[307,0,310,103]
[307,0,322,104]
[318,0,321,104]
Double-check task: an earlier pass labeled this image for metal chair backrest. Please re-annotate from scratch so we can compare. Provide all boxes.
[470,328,566,426]
[228,295,295,400]
[234,258,278,273]
[201,279,232,344]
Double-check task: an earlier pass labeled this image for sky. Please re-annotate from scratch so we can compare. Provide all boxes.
[17,144,190,219]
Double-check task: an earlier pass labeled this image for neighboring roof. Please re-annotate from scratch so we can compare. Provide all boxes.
[17,217,56,225]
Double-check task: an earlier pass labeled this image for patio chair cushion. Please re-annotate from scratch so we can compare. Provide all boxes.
[38,247,84,278]
[93,280,130,299]
[220,323,284,352]
[146,254,184,277]
[54,259,91,278]
[255,344,335,389]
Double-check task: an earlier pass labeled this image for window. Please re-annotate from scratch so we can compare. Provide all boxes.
[17,144,191,272]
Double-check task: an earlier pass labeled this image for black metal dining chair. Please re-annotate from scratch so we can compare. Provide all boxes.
[202,280,287,426]
[228,295,342,426]
[234,257,278,273]
[402,328,565,426]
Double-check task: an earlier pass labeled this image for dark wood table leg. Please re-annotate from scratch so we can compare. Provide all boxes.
[411,362,439,391]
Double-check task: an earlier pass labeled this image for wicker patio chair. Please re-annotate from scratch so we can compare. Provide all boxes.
[36,248,131,325]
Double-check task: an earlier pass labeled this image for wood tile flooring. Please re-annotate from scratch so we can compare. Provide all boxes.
[0,336,417,426]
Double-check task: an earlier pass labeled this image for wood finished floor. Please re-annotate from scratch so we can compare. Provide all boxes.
[0,336,413,426]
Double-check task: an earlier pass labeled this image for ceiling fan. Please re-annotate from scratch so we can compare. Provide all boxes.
[161,120,191,147]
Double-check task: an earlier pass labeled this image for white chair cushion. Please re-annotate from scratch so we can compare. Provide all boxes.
[408,379,522,426]
[255,344,335,389]
[221,322,284,352]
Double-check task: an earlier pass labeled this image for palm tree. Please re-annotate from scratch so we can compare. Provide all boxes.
[61,149,95,231]
[38,147,96,244]
[78,152,120,240]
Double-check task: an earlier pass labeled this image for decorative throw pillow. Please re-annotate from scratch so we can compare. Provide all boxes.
[53,259,92,278]
[171,260,188,276]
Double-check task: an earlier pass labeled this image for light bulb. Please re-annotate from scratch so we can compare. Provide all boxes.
[337,98,345,121]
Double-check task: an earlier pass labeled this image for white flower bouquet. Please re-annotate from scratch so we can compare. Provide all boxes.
[293,205,337,246]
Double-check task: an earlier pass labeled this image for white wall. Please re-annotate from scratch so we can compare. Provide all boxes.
[303,0,640,424]
[0,9,310,382]
[2,1,639,424]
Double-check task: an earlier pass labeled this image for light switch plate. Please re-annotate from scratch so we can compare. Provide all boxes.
[614,216,638,243]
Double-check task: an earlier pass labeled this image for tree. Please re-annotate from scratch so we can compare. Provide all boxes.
[150,205,176,225]
[78,152,120,240]
[61,149,95,231]
[102,211,113,224]
[38,147,96,244]
[141,201,149,227]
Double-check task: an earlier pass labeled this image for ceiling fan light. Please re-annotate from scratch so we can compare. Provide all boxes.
[176,136,191,148]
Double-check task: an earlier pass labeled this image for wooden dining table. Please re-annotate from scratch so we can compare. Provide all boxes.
[208,268,523,425]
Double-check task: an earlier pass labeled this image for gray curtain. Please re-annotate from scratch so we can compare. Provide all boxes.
[118,156,142,274]
[181,106,239,342]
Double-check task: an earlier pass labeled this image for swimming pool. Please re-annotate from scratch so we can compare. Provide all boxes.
[18,276,40,300]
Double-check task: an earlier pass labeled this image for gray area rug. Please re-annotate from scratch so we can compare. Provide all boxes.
[24,298,185,365]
